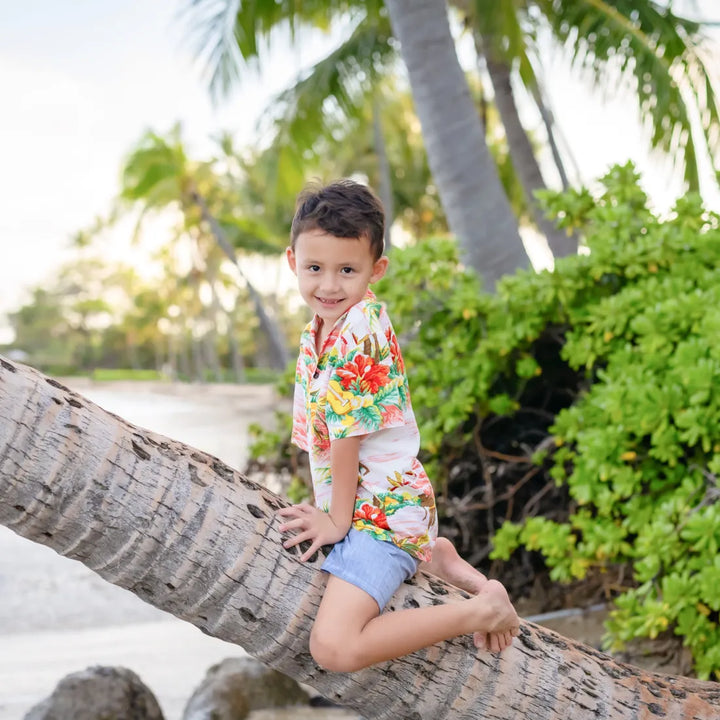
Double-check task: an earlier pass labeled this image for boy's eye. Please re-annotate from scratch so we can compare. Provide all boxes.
[340,267,355,275]
[308,265,320,272]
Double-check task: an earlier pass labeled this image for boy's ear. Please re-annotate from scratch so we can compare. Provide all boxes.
[285,246,297,274]
[370,255,389,283]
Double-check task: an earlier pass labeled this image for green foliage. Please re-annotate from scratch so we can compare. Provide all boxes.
[376,162,720,678]
[91,368,164,382]
[246,363,312,503]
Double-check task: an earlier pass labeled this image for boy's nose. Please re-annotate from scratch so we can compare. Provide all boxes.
[319,275,340,293]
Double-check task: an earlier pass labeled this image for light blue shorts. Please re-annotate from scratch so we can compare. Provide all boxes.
[321,528,420,611]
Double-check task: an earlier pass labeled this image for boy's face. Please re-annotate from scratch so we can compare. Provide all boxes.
[287,229,388,328]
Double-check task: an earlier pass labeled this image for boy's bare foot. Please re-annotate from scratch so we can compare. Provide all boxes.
[422,537,489,594]
[421,537,519,651]
[472,580,520,652]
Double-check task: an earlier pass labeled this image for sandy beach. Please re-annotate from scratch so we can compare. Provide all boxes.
[0,379,297,720]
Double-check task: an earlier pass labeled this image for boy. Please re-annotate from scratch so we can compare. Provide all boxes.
[278,179,519,672]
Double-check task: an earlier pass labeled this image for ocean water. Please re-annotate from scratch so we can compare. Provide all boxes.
[0,381,351,720]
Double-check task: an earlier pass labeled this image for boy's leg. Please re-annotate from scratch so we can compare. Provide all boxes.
[421,537,489,593]
[310,573,519,673]
[420,537,516,651]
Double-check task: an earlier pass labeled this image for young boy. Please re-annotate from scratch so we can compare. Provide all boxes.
[278,179,520,673]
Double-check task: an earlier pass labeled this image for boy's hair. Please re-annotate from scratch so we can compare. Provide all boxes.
[290,179,385,260]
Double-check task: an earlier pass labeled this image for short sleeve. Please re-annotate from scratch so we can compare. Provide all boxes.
[290,356,310,452]
[324,332,409,441]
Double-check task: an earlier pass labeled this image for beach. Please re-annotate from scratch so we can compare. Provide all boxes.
[0,379,303,720]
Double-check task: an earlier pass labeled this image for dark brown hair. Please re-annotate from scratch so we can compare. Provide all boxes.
[290,179,385,260]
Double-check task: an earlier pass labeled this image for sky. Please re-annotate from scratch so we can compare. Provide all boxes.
[1,1,719,344]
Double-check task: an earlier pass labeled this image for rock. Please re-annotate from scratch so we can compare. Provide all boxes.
[24,665,164,720]
[182,657,309,720]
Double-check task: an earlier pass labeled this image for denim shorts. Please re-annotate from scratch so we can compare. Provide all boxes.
[321,528,420,611]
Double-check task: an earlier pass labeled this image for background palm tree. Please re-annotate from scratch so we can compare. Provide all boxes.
[182,0,720,282]
[119,124,290,369]
[184,0,529,290]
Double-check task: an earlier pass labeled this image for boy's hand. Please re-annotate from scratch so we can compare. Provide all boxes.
[278,503,349,562]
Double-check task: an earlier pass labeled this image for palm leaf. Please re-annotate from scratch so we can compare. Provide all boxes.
[254,15,398,189]
[181,0,379,100]
[537,0,720,190]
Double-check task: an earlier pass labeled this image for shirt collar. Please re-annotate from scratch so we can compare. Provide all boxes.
[305,289,377,353]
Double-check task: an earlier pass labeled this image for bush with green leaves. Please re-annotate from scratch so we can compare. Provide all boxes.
[376,163,720,678]
[250,162,720,677]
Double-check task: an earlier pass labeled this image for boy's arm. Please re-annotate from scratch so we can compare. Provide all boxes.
[327,435,361,532]
[278,436,361,562]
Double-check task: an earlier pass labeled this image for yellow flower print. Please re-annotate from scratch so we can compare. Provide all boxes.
[327,379,357,415]
[327,379,375,418]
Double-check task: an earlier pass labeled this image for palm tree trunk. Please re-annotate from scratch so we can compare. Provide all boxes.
[384,0,528,291]
[481,44,577,258]
[1,356,718,720]
[372,97,395,252]
[190,189,289,370]
[527,80,571,190]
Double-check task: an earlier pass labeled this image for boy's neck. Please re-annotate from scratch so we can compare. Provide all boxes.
[315,317,328,355]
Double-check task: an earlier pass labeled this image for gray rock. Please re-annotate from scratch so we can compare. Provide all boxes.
[24,665,164,720]
[182,657,309,720]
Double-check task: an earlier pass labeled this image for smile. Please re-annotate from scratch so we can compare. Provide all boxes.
[316,297,344,305]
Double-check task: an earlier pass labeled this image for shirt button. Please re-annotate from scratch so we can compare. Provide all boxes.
[313,370,320,379]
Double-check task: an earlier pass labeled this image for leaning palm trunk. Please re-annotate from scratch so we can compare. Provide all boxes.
[481,46,577,259]
[1,357,719,720]
[372,98,395,253]
[384,0,528,291]
[190,188,289,371]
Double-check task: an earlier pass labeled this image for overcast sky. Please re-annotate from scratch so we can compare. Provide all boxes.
[1,1,718,343]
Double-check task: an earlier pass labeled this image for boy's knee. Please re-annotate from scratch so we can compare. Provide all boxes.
[310,625,364,673]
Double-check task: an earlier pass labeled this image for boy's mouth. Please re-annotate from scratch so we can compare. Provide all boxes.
[316,296,344,306]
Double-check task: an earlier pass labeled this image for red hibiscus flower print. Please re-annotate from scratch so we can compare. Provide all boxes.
[385,328,405,374]
[380,404,404,426]
[355,503,390,529]
[336,355,390,394]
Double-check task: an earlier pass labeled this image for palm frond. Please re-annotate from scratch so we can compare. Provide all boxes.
[181,0,378,101]
[259,15,397,169]
[538,0,720,190]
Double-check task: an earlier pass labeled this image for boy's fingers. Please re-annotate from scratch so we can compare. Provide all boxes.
[283,529,313,549]
[300,539,321,562]
[278,517,308,533]
[278,502,313,516]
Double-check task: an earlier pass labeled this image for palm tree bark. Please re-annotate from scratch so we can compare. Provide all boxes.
[384,0,528,291]
[481,47,577,259]
[1,356,719,720]
[190,188,290,370]
[527,80,571,191]
[372,98,395,253]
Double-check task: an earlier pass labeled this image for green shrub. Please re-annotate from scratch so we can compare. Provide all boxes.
[498,165,718,679]
[251,162,720,677]
[378,163,720,678]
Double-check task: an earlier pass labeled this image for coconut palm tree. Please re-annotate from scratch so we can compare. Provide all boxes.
[2,356,719,719]
[120,124,290,369]
[184,0,528,290]
[183,0,720,278]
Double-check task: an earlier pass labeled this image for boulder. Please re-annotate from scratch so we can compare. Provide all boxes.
[182,657,309,720]
[24,665,164,720]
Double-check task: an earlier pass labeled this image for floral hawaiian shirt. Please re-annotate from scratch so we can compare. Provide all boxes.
[290,290,438,561]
